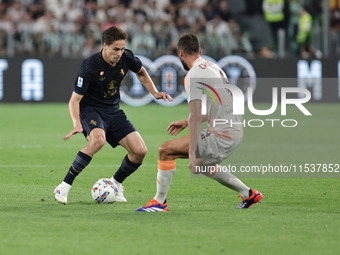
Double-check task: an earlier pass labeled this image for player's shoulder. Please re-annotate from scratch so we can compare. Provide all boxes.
[122,48,142,72]
[186,58,206,78]
[122,48,136,59]
[198,57,220,69]
[80,52,102,73]
[196,58,225,75]
[185,66,202,87]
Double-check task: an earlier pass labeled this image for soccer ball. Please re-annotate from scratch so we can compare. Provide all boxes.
[91,178,118,203]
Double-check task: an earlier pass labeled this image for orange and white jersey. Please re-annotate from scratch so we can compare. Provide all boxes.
[185,57,243,140]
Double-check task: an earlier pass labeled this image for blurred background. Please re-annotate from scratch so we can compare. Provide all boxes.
[0,0,339,104]
[0,0,336,59]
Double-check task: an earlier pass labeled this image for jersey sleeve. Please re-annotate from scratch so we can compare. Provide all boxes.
[185,72,203,103]
[125,50,142,73]
[73,63,93,96]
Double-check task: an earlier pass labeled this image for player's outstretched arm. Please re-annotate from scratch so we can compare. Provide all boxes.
[63,92,84,141]
[136,67,173,102]
[167,118,188,136]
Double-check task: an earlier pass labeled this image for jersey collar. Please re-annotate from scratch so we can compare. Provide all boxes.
[193,56,203,65]
[100,49,121,69]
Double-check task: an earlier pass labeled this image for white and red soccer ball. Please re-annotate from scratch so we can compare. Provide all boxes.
[91,178,118,203]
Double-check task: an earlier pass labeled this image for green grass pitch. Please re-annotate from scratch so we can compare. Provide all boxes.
[0,102,339,255]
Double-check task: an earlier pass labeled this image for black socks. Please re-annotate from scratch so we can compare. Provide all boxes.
[64,151,92,185]
[113,154,141,183]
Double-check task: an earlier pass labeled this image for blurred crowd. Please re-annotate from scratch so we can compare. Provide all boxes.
[0,0,333,59]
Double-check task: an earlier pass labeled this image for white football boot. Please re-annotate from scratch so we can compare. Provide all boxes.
[110,177,127,202]
[54,181,71,204]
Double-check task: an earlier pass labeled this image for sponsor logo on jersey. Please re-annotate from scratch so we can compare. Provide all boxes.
[99,71,106,81]
[77,77,83,87]
[104,80,118,98]
[120,69,125,76]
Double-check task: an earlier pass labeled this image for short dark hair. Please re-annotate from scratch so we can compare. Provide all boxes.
[102,26,128,45]
[177,34,200,55]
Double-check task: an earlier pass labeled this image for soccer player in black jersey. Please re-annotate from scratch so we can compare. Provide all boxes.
[54,26,173,204]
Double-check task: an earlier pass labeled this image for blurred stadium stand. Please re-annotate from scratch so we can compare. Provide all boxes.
[0,0,335,59]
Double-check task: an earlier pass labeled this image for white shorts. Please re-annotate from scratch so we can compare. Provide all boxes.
[196,129,243,166]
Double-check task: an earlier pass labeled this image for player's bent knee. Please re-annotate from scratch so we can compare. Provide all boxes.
[133,146,147,158]
[90,136,106,151]
[129,146,147,164]
[137,146,148,159]
[158,142,172,159]
[142,146,148,156]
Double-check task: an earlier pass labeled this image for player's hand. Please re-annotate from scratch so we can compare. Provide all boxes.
[167,119,188,136]
[63,125,83,141]
[153,92,173,102]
